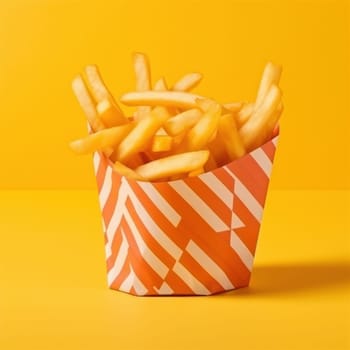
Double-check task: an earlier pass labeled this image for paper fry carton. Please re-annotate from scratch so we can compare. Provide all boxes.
[93,135,279,296]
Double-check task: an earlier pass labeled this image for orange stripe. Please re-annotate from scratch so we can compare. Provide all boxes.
[164,270,194,295]
[129,181,190,249]
[261,140,276,162]
[228,154,269,206]
[183,176,232,225]
[109,253,131,290]
[179,251,225,294]
[162,186,250,286]
[125,198,176,274]
[232,196,261,255]
[129,286,137,295]
[95,152,108,191]
[106,225,123,271]
[102,171,122,227]
[121,201,164,288]
[211,167,235,192]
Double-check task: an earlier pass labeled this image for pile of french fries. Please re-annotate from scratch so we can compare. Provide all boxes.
[70,53,283,181]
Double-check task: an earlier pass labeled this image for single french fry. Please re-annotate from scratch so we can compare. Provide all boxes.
[255,62,282,110]
[163,108,202,136]
[235,102,254,128]
[96,98,128,127]
[208,135,229,167]
[133,52,151,91]
[69,123,134,155]
[188,167,204,177]
[153,77,168,91]
[204,151,218,172]
[84,65,127,124]
[135,150,209,181]
[172,73,202,92]
[240,84,282,152]
[196,98,216,112]
[151,135,173,152]
[71,75,105,131]
[85,65,116,103]
[180,102,221,151]
[222,102,243,113]
[133,52,152,120]
[115,106,170,162]
[218,114,245,161]
[120,91,203,109]
[113,161,146,180]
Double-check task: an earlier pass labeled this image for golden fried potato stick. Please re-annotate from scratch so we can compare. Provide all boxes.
[208,134,229,167]
[172,73,202,92]
[180,102,221,151]
[235,102,254,128]
[69,123,134,155]
[204,151,218,172]
[71,75,105,132]
[153,77,168,91]
[85,65,127,124]
[113,161,146,181]
[96,98,128,127]
[218,114,245,161]
[133,52,151,91]
[196,98,216,112]
[222,102,243,113]
[255,62,282,110]
[115,106,170,162]
[163,108,202,136]
[151,135,173,152]
[120,91,203,109]
[133,52,152,120]
[85,65,114,102]
[188,167,205,177]
[135,150,209,181]
[240,84,282,152]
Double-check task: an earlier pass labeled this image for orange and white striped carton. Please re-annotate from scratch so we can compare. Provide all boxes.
[93,134,279,296]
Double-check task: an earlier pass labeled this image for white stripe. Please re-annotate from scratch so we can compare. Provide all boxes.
[105,244,112,258]
[154,282,174,295]
[137,182,181,227]
[169,181,229,232]
[119,270,134,292]
[230,230,254,271]
[130,268,148,295]
[99,166,113,210]
[272,135,279,146]
[186,240,234,290]
[125,182,183,260]
[224,169,263,222]
[173,262,210,295]
[123,206,169,279]
[105,180,129,259]
[231,212,244,229]
[93,152,100,174]
[199,172,233,208]
[250,148,273,177]
[107,230,129,286]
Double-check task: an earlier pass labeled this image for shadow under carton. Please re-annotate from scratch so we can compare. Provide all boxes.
[93,135,279,296]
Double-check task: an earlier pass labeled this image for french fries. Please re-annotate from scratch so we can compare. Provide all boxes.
[120,91,202,109]
[115,106,170,162]
[70,53,283,182]
[135,151,209,181]
[172,73,202,92]
[163,108,202,136]
[69,124,133,155]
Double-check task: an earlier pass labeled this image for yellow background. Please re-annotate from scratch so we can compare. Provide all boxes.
[0,0,349,189]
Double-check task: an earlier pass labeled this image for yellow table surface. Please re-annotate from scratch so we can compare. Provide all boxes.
[0,190,349,350]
